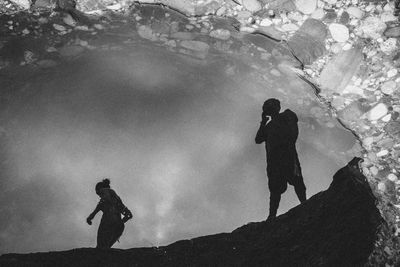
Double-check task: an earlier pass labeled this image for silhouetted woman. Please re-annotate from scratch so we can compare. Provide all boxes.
[86,178,133,248]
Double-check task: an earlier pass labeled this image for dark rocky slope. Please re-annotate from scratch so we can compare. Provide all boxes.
[0,158,383,266]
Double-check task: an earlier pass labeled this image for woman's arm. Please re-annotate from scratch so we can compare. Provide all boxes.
[86,202,101,225]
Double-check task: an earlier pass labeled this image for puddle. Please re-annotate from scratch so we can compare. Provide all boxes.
[0,38,358,252]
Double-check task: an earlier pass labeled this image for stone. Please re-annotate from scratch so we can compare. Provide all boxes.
[338,101,364,122]
[381,80,397,95]
[295,0,317,14]
[329,23,349,42]
[137,25,158,41]
[288,18,327,65]
[363,136,374,147]
[377,182,386,192]
[384,121,400,138]
[63,14,77,27]
[380,38,397,55]
[33,0,52,9]
[260,18,273,27]
[281,23,299,32]
[359,16,387,39]
[384,26,400,38]
[381,114,392,122]
[319,48,362,93]
[209,29,231,40]
[10,0,30,9]
[339,11,350,25]
[346,7,363,19]
[242,0,262,12]
[53,24,67,32]
[367,103,388,121]
[59,45,84,57]
[216,6,226,16]
[311,8,324,19]
[388,173,398,182]
[381,12,397,23]
[376,150,389,157]
[387,69,398,78]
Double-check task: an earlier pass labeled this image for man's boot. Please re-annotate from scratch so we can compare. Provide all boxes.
[295,187,306,203]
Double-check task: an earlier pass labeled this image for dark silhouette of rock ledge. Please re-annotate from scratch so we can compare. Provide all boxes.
[0,158,383,267]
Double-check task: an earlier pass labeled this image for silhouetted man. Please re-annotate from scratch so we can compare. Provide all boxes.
[255,98,306,220]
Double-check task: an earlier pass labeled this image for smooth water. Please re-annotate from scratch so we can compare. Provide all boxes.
[0,44,357,253]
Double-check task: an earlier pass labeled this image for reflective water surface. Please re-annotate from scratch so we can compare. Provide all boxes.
[0,43,357,253]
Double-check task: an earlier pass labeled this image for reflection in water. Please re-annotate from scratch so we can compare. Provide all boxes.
[0,45,357,253]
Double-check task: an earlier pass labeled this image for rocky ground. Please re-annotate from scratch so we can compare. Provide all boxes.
[1,0,400,265]
[0,159,384,266]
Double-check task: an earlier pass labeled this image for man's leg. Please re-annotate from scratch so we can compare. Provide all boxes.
[293,176,307,203]
[268,192,281,219]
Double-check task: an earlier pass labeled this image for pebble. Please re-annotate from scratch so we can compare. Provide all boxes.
[388,173,398,182]
[22,28,29,34]
[387,69,398,78]
[10,0,30,9]
[281,23,299,32]
[329,23,349,42]
[363,136,374,147]
[381,12,397,23]
[377,182,386,192]
[216,6,226,16]
[63,14,76,27]
[377,150,389,157]
[242,0,262,12]
[53,24,66,32]
[137,25,158,41]
[370,166,379,176]
[382,114,392,122]
[367,103,388,121]
[384,26,400,38]
[381,80,397,95]
[380,38,398,55]
[359,16,387,39]
[311,8,324,19]
[295,0,317,14]
[209,29,231,40]
[259,18,273,27]
[346,7,363,19]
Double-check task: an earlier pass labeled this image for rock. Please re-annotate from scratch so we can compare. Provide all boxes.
[311,8,325,19]
[137,25,158,41]
[384,121,400,138]
[381,12,397,23]
[359,16,387,39]
[288,18,327,65]
[209,29,231,40]
[388,173,398,182]
[363,137,374,147]
[242,0,262,12]
[237,10,252,20]
[287,12,303,21]
[106,3,122,10]
[381,114,392,122]
[295,0,316,14]
[377,182,386,192]
[367,103,388,121]
[63,14,77,27]
[281,23,299,32]
[260,18,273,27]
[216,6,226,16]
[22,28,30,35]
[329,23,349,42]
[381,80,397,95]
[387,69,398,78]
[384,26,400,38]
[10,0,30,9]
[339,11,350,25]
[323,9,337,23]
[370,166,379,176]
[59,45,84,57]
[53,24,67,32]
[33,0,52,9]
[377,150,389,157]
[319,48,363,93]
[346,7,363,19]
[338,101,364,122]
